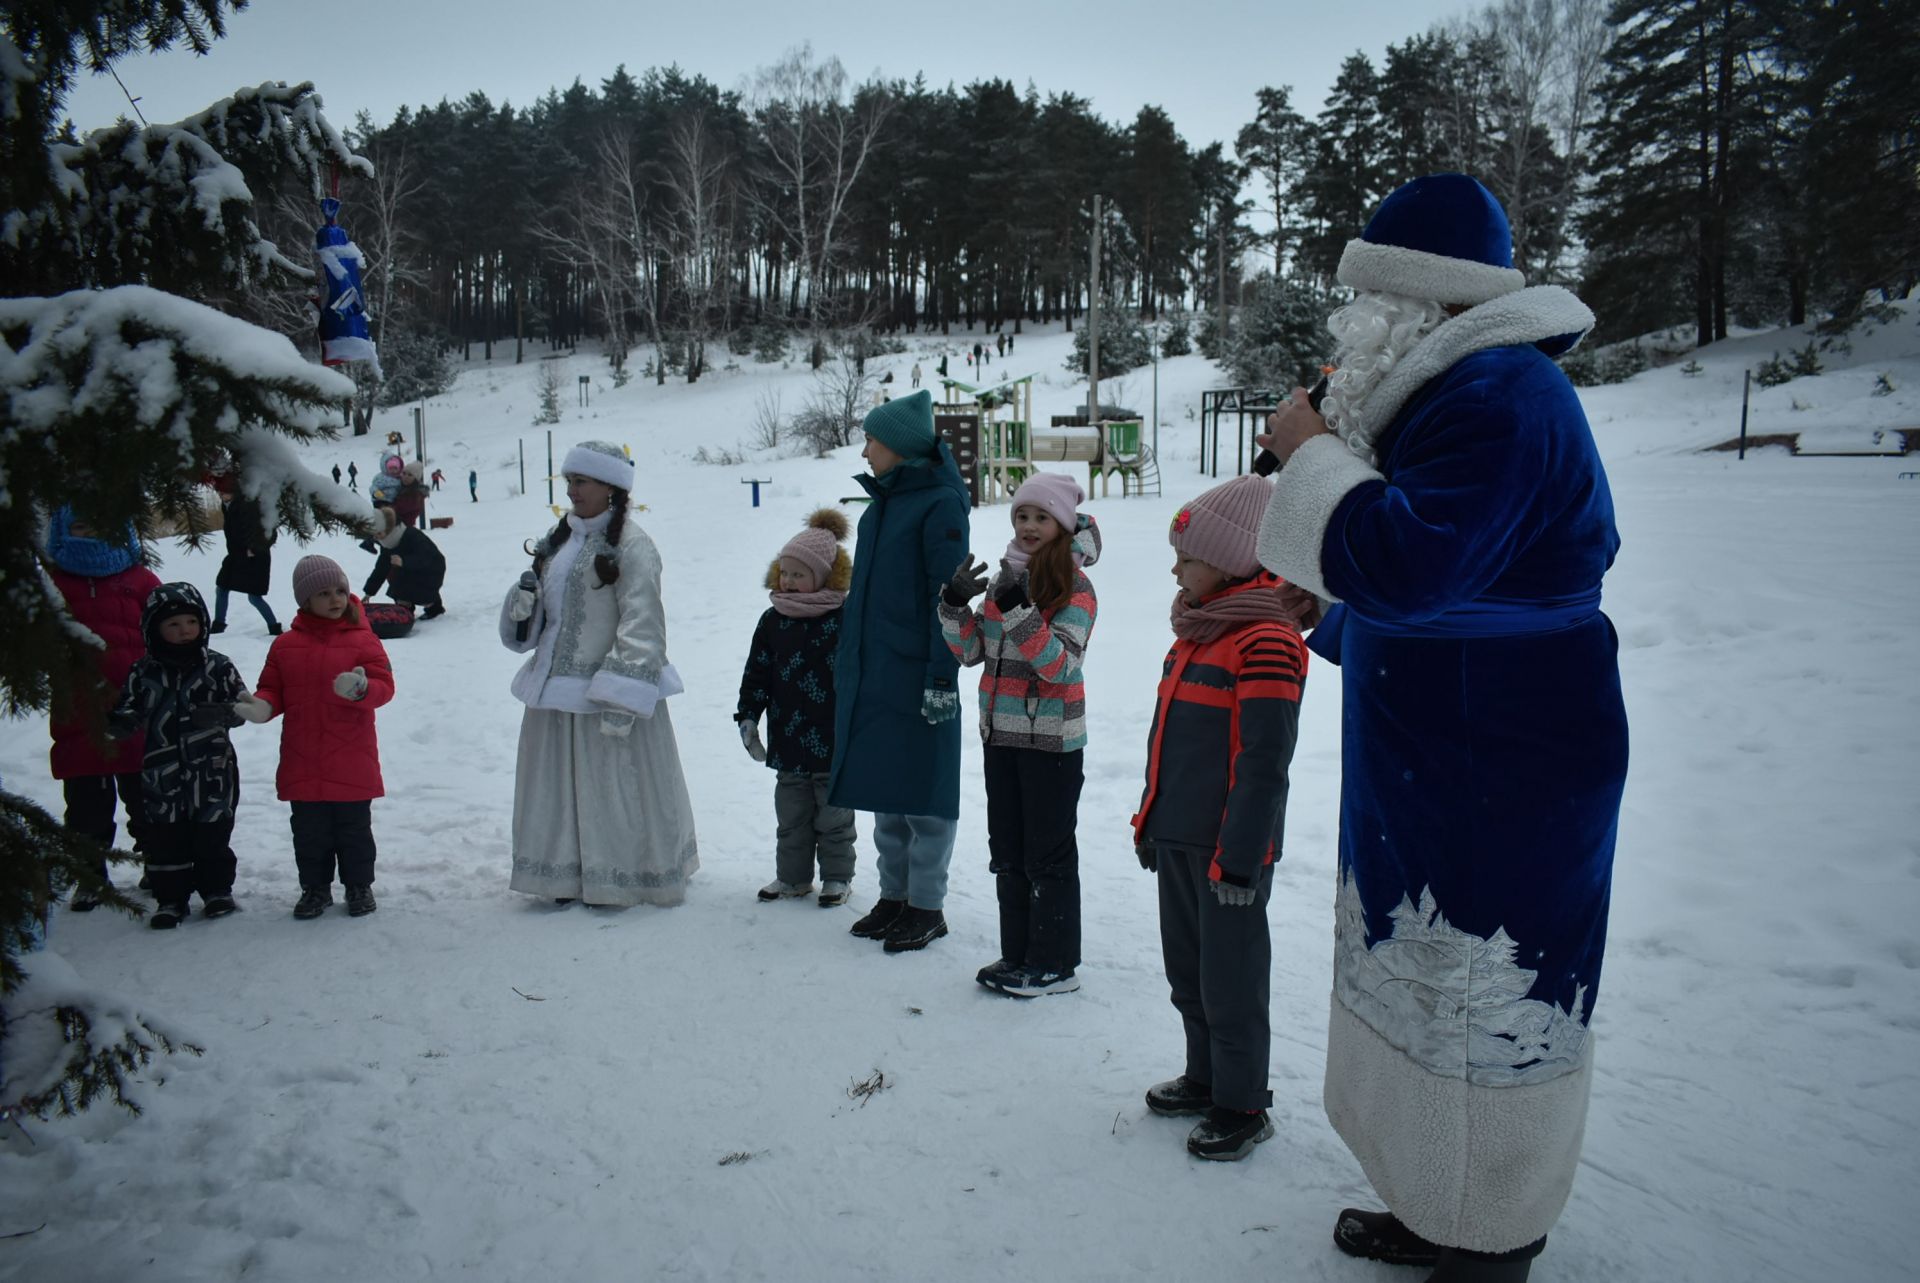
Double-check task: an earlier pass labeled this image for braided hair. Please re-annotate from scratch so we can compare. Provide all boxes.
[525,489,629,589]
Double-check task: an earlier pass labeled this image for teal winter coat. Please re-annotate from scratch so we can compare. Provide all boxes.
[827,443,972,818]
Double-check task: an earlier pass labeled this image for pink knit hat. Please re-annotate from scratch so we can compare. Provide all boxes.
[1169,475,1272,580]
[1010,472,1083,534]
[779,507,851,583]
[292,554,348,607]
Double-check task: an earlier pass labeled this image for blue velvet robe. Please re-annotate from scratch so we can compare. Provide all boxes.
[1258,289,1628,1253]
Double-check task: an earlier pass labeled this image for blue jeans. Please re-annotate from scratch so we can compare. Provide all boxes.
[214,587,279,629]
[872,812,957,911]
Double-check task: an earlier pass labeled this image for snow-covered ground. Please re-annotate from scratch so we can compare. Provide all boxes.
[3,312,1917,1282]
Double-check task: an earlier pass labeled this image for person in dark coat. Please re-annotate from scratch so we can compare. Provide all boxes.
[347,462,359,492]
[332,464,342,485]
[468,469,478,502]
[45,508,161,908]
[828,389,971,953]
[393,461,429,529]
[1254,173,1628,1283]
[212,492,281,635]
[736,508,856,907]
[363,507,448,618]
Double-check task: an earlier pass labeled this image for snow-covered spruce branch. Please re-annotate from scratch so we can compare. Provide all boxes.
[1,951,202,1120]
[11,81,368,298]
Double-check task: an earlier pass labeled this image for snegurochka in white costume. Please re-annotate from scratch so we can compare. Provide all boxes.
[499,440,699,906]
[1256,174,1628,1283]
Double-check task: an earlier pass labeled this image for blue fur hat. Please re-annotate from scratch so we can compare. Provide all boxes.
[1337,173,1526,306]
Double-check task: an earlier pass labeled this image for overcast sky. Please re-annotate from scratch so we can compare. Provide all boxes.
[64,0,1468,155]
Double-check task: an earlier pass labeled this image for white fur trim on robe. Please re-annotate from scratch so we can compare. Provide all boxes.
[1325,996,1592,1254]
[1255,435,1382,601]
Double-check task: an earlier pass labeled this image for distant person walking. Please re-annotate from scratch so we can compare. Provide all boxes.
[468,469,478,503]
[347,462,359,492]
[911,362,923,390]
[430,468,445,492]
[332,464,342,485]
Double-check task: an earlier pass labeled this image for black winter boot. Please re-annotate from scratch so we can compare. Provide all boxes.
[293,887,333,920]
[201,895,240,920]
[1336,1208,1442,1267]
[345,884,377,917]
[149,902,189,930]
[1185,1106,1273,1160]
[1145,1074,1213,1117]
[1423,1240,1544,1282]
[882,906,947,953]
[849,898,907,939]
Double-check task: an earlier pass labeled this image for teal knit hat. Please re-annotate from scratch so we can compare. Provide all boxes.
[861,389,937,459]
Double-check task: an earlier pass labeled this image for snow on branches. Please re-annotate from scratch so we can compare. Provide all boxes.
[6,80,370,299]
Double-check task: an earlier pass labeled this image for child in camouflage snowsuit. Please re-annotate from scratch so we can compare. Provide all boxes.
[735,508,858,908]
[111,583,267,928]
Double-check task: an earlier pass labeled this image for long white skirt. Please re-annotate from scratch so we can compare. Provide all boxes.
[509,705,700,906]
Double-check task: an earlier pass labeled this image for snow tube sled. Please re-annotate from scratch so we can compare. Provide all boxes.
[364,602,416,640]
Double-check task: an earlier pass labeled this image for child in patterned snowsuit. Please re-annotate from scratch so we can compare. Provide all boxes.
[736,508,858,908]
[110,583,264,928]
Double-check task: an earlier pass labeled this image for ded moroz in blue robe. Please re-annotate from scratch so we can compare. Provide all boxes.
[1257,286,1628,1254]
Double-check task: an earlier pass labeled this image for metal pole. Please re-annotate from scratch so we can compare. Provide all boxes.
[546,429,554,506]
[1738,369,1751,460]
[519,438,525,494]
[1151,326,1159,463]
[1088,195,1101,425]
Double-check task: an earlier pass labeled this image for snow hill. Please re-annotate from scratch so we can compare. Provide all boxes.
[2,312,1917,1282]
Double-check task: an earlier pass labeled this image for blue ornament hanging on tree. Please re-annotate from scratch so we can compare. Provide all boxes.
[315,195,382,377]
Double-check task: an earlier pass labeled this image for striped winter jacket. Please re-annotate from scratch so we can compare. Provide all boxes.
[1130,573,1308,886]
[938,515,1100,752]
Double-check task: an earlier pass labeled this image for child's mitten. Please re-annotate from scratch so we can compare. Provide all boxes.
[189,703,245,730]
[333,666,369,701]
[738,719,767,762]
[235,694,274,723]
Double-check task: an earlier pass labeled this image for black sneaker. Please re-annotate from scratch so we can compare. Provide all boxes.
[1145,1074,1213,1117]
[421,604,446,620]
[1185,1106,1274,1161]
[149,902,188,930]
[848,898,908,940]
[345,884,377,917]
[975,958,1020,990]
[210,620,227,634]
[293,888,333,919]
[201,895,240,920]
[267,623,284,636]
[882,906,947,953]
[985,966,1080,998]
[1334,1208,1442,1267]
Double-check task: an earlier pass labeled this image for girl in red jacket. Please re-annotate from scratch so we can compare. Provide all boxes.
[45,508,161,908]
[244,555,395,920]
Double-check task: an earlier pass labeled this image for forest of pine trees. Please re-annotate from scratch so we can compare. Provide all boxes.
[309,0,1913,391]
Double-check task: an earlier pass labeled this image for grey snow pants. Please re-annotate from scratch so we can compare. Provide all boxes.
[775,770,857,886]
[1155,844,1274,1111]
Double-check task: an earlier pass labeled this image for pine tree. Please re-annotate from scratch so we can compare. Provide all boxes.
[2,0,366,1115]
[1223,273,1334,391]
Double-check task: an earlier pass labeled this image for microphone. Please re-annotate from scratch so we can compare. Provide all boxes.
[514,570,539,643]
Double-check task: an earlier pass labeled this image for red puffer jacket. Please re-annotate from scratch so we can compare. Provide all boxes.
[254,600,395,801]
[49,565,161,778]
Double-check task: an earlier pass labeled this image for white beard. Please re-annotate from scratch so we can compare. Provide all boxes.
[1321,292,1448,452]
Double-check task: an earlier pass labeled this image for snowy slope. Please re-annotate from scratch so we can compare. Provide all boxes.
[2,316,1916,1283]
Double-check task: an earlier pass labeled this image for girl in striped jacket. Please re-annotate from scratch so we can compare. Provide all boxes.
[939,473,1098,999]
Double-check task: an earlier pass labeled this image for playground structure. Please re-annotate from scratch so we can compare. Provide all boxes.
[1198,387,1285,478]
[939,375,1159,502]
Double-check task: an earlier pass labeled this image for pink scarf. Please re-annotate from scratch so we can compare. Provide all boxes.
[1170,574,1298,643]
[771,588,846,619]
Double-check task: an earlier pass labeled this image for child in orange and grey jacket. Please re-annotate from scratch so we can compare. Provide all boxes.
[1130,473,1308,1164]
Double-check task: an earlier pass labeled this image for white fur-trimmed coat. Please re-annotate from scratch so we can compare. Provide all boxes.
[498,510,683,716]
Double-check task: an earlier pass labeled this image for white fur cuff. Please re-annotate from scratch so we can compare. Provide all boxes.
[587,663,684,718]
[1256,435,1383,601]
[1339,238,1525,306]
